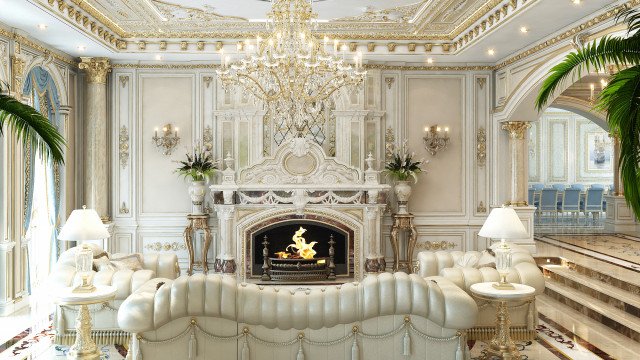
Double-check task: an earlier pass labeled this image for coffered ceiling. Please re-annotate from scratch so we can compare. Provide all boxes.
[0,0,630,63]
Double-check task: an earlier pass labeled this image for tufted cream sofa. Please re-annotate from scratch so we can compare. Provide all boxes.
[417,248,545,341]
[49,245,180,345]
[118,272,478,360]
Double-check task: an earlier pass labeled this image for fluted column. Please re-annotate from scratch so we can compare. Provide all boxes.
[502,121,531,206]
[79,57,111,221]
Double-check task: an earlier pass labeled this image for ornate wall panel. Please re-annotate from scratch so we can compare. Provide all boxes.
[548,120,568,182]
[405,75,465,216]
[473,75,490,216]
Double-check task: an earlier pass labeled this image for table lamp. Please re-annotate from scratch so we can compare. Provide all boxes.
[478,205,528,290]
[58,206,110,293]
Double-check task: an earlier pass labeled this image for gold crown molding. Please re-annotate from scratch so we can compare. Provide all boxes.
[110,62,493,71]
[495,0,639,70]
[0,27,77,68]
[452,0,530,53]
[41,0,123,49]
[364,64,493,71]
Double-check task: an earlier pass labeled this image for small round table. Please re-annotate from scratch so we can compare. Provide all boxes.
[470,282,535,360]
[55,285,117,360]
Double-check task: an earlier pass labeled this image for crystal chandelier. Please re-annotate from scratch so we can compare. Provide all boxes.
[216,0,366,135]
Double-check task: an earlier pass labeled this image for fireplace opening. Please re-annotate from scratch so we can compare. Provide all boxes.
[251,220,351,280]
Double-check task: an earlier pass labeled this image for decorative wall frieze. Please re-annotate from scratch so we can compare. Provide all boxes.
[119,125,129,168]
[79,57,111,84]
[10,55,26,93]
[415,241,456,251]
[385,127,395,161]
[502,121,531,140]
[476,127,487,167]
[477,77,486,90]
[144,241,186,252]
[477,201,487,213]
[203,125,213,152]
[384,77,395,89]
[119,75,129,88]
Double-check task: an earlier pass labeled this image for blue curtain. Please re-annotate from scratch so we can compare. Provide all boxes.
[21,66,63,289]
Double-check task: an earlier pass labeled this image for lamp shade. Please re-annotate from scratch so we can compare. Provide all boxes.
[58,207,110,241]
[478,206,528,239]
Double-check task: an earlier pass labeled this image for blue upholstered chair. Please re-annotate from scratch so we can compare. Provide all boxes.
[558,189,581,224]
[539,189,559,224]
[581,189,604,225]
[528,189,539,208]
[569,184,585,191]
[590,184,604,190]
[530,183,545,191]
[551,184,567,191]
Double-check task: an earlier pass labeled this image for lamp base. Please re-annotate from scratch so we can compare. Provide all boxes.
[492,273,515,290]
[492,282,516,290]
[72,275,96,293]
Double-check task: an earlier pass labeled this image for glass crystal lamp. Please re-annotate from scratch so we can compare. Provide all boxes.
[478,206,529,290]
[58,206,110,293]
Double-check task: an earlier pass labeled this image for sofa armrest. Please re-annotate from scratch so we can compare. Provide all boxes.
[439,262,544,295]
[142,253,180,279]
[417,250,473,278]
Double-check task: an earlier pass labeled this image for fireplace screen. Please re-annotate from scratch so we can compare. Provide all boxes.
[251,221,351,281]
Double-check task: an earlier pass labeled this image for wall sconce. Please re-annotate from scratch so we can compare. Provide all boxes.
[422,125,450,156]
[152,123,180,155]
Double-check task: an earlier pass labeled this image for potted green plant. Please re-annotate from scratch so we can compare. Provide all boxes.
[384,140,426,214]
[176,144,217,214]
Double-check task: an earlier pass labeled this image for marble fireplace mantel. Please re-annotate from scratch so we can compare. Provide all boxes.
[210,137,389,281]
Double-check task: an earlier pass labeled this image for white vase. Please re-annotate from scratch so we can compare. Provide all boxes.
[188,180,207,214]
[394,180,412,214]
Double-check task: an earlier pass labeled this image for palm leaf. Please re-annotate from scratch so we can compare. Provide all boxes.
[535,35,640,111]
[0,93,66,165]
[596,66,640,220]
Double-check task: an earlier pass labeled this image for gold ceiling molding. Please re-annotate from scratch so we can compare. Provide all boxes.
[452,0,530,52]
[42,0,123,49]
[111,62,492,71]
[152,0,248,22]
[495,0,639,70]
[35,0,519,44]
[0,27,77,68]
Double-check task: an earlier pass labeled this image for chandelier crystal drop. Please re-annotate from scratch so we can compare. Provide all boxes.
[216,0,366,134]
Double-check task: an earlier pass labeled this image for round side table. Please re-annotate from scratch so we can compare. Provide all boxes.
[470,282,535,360]
[55,285,117,360]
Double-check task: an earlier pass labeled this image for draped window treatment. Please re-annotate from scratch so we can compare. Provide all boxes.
[21,66,62,294]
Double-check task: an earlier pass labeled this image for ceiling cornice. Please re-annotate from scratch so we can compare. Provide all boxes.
[0,26,77,67]
[495,0,638,70]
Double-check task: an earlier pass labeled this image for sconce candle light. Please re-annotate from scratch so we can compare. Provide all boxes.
[152,123,180,155]
[422,125,451,156]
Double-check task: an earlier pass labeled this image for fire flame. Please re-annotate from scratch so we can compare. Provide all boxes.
[284,227,317,259]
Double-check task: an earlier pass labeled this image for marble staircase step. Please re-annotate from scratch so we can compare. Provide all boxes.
[541,264,640,317]
[537,294,640,360]
[544,279,640,342]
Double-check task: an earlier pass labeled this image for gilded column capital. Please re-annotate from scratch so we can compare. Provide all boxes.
[501,121,531,140]
[79,57,111,84]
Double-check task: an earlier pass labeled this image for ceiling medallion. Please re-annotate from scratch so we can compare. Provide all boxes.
[216,0,366,134]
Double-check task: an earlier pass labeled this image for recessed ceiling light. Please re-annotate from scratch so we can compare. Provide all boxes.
[155,54,163,61]
[426,58,434,64]
[487,49,495,56]
[77,45,86,52]
[520,26,528,33]
[572,0,581,4]
[37,24,48,31]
